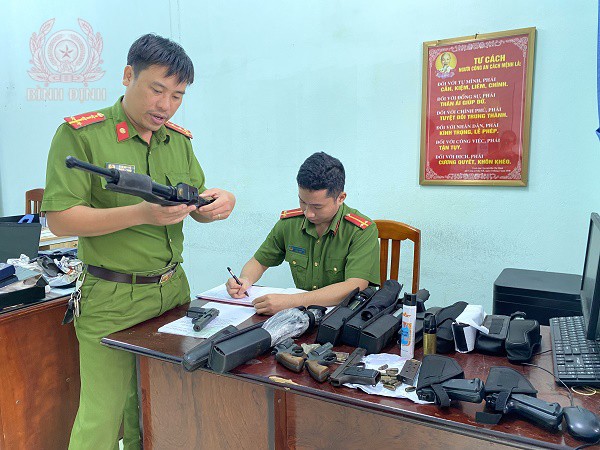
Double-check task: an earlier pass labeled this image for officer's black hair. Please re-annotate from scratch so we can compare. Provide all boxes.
[127,34,194,85]
[296,152,345,198]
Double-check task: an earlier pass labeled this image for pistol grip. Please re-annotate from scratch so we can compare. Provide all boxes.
[276,353,305,373]
[306,360,330,383]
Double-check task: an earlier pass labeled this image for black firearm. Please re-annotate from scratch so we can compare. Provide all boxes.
[273,338,306,373]
[181,325,239,372]
[65,156,214,207]
[305,343,337,382]
[485,393,564,429]
[186,307,219,332]
[417,378,485,404]
[330,347,381,387]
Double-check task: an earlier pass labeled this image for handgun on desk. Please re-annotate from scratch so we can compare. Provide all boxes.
[273,341,337,382]
[330,347,381,387]
[417,378,485,404]
[485,393,563,429]
[273,338,306,372]
[65,156,215,207]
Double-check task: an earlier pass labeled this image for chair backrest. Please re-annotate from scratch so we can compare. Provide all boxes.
[374,219,421,293]
[25,188,45,215]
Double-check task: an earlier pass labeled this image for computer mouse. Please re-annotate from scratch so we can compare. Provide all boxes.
[563,406,600,442]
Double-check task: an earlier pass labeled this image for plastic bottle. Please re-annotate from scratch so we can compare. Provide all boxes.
[400,293,417,359]
[423,313,437,355]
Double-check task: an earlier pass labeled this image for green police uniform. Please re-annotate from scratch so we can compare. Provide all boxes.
[254,203,380,290]
[42,97,205,450]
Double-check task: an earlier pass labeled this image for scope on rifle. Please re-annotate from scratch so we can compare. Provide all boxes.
[65,156,214,207]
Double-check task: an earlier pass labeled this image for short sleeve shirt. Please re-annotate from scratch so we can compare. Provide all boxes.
[41,97,206,273]
[254,203,380,291]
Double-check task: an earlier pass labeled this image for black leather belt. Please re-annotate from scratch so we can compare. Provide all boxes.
[87,264,177,284]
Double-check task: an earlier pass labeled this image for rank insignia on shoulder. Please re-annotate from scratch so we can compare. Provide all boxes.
[64,112,106,129]
[165,121,193,139]
[280,208,304,219]
[344,213,372,230]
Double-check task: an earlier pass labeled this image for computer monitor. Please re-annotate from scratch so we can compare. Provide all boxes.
[581,212,600,340]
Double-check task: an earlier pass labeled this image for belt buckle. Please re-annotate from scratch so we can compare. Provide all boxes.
[159,268,175,284]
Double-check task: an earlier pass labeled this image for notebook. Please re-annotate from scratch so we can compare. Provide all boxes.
[196,283,306,306]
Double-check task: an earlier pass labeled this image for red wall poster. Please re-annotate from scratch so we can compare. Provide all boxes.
[420,28,535,186]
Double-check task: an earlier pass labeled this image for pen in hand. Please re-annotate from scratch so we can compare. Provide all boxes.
[227,266,250,297]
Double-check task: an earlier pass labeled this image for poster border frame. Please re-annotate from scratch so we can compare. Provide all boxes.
[419,27,536,187]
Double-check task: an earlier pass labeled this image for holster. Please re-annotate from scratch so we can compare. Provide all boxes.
[505,312,541,363]
[476,366,538,425]
[315,287,375,345]
[340,280,402,347]
[359,310,401,354]
[429,301,469,354]
[208,327,272,373]
[416,355,464,407]
[475,314,510,355]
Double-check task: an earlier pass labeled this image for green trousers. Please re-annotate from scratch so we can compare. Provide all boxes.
[68,268,190,450]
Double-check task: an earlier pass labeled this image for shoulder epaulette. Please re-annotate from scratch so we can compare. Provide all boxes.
[280,208,304,219]
[64,112,106,129]
[165,121,193,139]
[344,213,372,230]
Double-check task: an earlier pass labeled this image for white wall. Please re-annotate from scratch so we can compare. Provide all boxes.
[1,0,598,311]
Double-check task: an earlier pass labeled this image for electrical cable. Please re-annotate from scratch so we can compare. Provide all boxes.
[521,362,574,407]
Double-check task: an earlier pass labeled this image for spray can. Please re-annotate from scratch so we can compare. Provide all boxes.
[423,313,437,355]
[400,293,417,359]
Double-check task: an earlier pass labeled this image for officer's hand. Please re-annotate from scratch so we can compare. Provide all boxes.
[196,188,236,221]
[253,294,295,316]
[137,201,196,226]
[226,277,251,298]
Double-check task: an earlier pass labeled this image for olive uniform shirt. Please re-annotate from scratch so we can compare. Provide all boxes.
[41,97,206,273]
[254,203,380,291]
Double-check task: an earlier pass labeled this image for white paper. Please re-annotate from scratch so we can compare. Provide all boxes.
[344,353,432,404]
[453,304,487,353]
[196,283,306,306]
[157,302,256,338]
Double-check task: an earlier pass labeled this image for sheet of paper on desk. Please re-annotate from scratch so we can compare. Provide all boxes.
[345,353,432,405]
[196,283,306,306]
[157,301,257,338]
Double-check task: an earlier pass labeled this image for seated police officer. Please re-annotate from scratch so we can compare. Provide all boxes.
[227,152,379,315]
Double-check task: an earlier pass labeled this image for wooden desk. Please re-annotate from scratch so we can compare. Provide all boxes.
[0,296,80,450]
[103,305,599,450]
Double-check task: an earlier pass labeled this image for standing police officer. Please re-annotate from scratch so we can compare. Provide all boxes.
[42,34,235,450]
[226,152,379,315]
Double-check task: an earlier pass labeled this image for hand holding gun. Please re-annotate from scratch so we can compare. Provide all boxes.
[330,347,381,387]
[65,156,214,207]
[273,338,306,372]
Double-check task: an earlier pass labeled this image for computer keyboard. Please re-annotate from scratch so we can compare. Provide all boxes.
[550,316,600,387]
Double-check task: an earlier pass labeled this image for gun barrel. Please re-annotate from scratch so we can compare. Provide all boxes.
[66,156,119,182]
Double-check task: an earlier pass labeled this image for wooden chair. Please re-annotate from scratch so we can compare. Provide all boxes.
[25,188,44,215]
[374,219,421,293]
